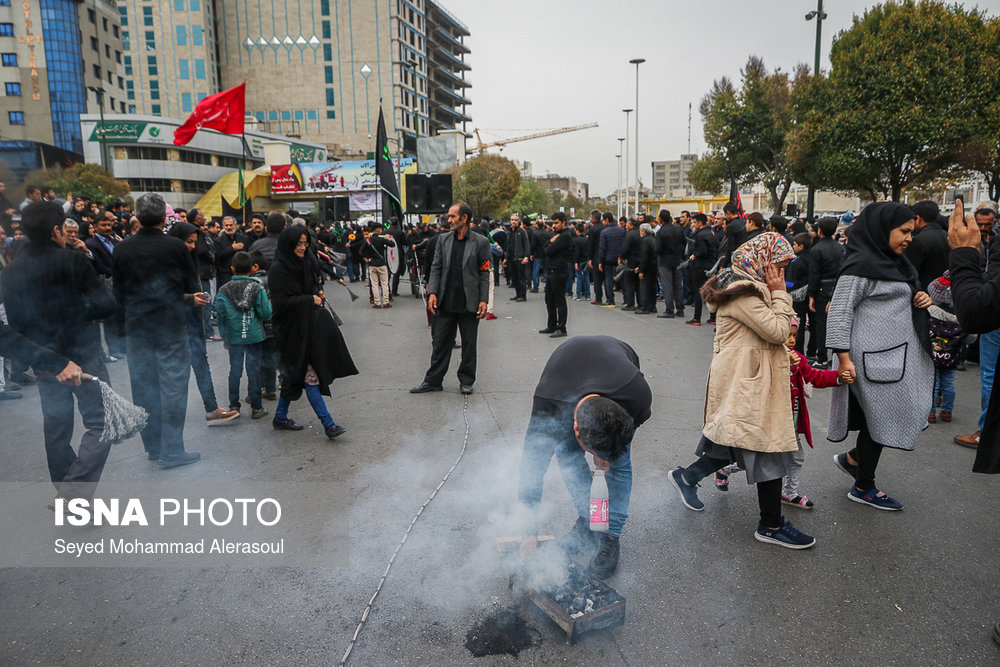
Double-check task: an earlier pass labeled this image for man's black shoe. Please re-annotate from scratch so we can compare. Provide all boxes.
[589,533,620,579]
[657,312,675,318]
[550,329,567,338]
[538,328,555,334]
[509,296,520,300]
[557,517,599,557]
[634,309,651,315]
[157,452,201,469]
[410,383,443,394]
[147,452,159,461]
[513,297,526,302]
[460,385,474,395]
[0,390,22,400]
[621,305,635,311]
[529,289,539,293]
[325,424,347,439]
[272,417,305,430]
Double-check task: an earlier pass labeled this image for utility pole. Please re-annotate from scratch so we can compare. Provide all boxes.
[687,102,692,156]
[622,109,632,217]
[630,58,644,217]
[805,0,826,220]
[88,85,108,171]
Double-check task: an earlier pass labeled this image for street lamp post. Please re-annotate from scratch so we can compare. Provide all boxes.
[805,1,826,220]
[629,58,645,217]
[360,63,372,136]
[87,85,108,171]
[616,152,622,219]
[622,109,632,218]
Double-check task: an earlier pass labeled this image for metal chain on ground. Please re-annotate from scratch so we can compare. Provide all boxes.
[339,395,472,665]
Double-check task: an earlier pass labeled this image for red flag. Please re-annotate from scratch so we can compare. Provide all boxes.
[173,82,246,145]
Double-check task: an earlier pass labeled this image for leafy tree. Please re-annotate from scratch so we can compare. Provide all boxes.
[505,177,551,218]
[795,1,994,201]
[950,17,1000,201]
[24,162,131,205]
[688,57,804,215]
[451,154,521,221]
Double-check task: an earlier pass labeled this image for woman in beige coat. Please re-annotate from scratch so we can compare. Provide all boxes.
[668,232,815,549]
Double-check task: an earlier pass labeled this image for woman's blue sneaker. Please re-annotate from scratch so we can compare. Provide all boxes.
[848,487,903,511]
[833,452,858,479]
[754,517,816,549]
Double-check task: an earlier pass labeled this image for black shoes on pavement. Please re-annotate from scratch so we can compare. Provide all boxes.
[460,385,474,395]
[273,417,304,431]
[589,533,620,579]
[325,424,347,439]
[157,451,201,469]
[410,383,443,393]
[538,328,555,334]
[550,329,567,338]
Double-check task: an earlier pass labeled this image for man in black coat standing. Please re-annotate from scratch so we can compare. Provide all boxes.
[686,213,718,325]
[504,214,530,302]
[113,193,206,468]
[539,211,572,337]
[905,200,949,291]
[2,201,117,499]
[619,219,641,310]
[655,209,686,318]
[411,202,490,395]
[586,210,605,305]
[721,202,747,268]
[636,223,659,314]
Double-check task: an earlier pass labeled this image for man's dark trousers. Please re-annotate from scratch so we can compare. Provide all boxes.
[37,356,111,499]
[545,268,568,331]
[591,262,604,302]
[127,334,191,459]
[603,264,617,305]
[511,260,527,299]
[658,264,684,315]
[812,296,831,363]
[424,310,480,387]
[621,270,637,308]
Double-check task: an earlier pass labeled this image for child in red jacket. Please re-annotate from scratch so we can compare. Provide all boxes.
[716,318,853,509]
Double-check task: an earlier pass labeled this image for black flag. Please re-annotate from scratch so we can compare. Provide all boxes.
[375,106,402,224]
[727,160,746,217]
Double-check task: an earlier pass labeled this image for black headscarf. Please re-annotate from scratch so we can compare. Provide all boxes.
[840,202,918,286]
[271,225,316,295]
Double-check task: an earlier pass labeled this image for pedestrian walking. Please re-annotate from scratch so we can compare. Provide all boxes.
[539,212,572,338]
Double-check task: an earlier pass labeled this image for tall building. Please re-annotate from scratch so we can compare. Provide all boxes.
[651,154,698,199]
[0,0,127,174]
[117,0,219,118]
[212,0,470,159]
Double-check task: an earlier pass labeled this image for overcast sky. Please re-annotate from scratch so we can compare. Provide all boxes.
[443,0,998,197]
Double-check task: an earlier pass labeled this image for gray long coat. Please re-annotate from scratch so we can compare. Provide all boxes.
[826,275,934,450]
[428,230,490,313]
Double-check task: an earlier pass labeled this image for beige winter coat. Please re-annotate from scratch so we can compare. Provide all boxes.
[700,276,797,453]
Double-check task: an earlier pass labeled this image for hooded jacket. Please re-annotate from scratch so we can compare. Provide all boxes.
[215,275,272,344]
[699,270,796,453]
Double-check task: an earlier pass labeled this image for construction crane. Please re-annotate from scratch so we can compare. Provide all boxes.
[469,123,598,155]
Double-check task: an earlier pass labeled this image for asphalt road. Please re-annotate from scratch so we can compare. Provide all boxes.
[1,278,998,666]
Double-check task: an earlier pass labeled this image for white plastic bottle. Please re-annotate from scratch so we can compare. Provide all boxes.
[589,470,609,532]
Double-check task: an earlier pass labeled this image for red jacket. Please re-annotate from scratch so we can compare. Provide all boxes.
[789,350,840,447]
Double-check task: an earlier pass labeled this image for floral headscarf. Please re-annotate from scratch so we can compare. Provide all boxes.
[730,231,795,282]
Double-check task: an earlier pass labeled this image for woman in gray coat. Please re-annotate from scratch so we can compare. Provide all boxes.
[827,202,934,510]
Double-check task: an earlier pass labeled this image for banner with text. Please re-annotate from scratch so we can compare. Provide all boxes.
[270,158,415,195]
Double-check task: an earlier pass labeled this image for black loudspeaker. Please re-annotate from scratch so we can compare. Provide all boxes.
[430,173,452,213]
[321,197,350,222]
[406,173,431,213]
[785,203,800,217]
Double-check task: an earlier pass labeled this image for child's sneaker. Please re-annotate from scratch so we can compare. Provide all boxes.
[714,470,729,492]
[781,493,814,510]
[928,411,936,423]
[251,407,269,420]
[754,517,816,549]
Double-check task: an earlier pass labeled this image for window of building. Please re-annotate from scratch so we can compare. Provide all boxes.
[122,31,130,49]
[87,8,96,23]
[145,30,155,50]
[150,80,160,100]
[324,66,333,84]
[307,110,317,120]
[90,36,99,51]
[5,82,19,96]
[92,64,101,78]
[118,5,127,25]
[8,110,23,125]
[142,6,153,26]
[190,0,200,10]
[0,23,12,37]
[147,55,157,76]
[105,44,111,58]
[192,25,203,45]
[113,25,119,38]
[126,80,134,99]
[174,0,184,10]
[326,110,335,119]
[178,59,189,79]
[181,92,192,113]
[102,17,108,31]
[0,53,14,67]
[0,0,11,6]
[323,44,332,61]
[151,104,161,115]
[321,21,331,39]
[117,76,124,89]
[321,0,330,16]
[194,59,205,79]
[325,89,335,106]
[115,50,121,63]
[176,25,186,45]
[128,104,136,113]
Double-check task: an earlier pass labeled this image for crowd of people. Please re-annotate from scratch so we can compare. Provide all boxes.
[2,180,1000,609]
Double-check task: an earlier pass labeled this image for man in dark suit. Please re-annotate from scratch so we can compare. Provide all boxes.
[85,209,125,360]
[504,214,530,301]
[411,202,490,395]
[656,209,686,318]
